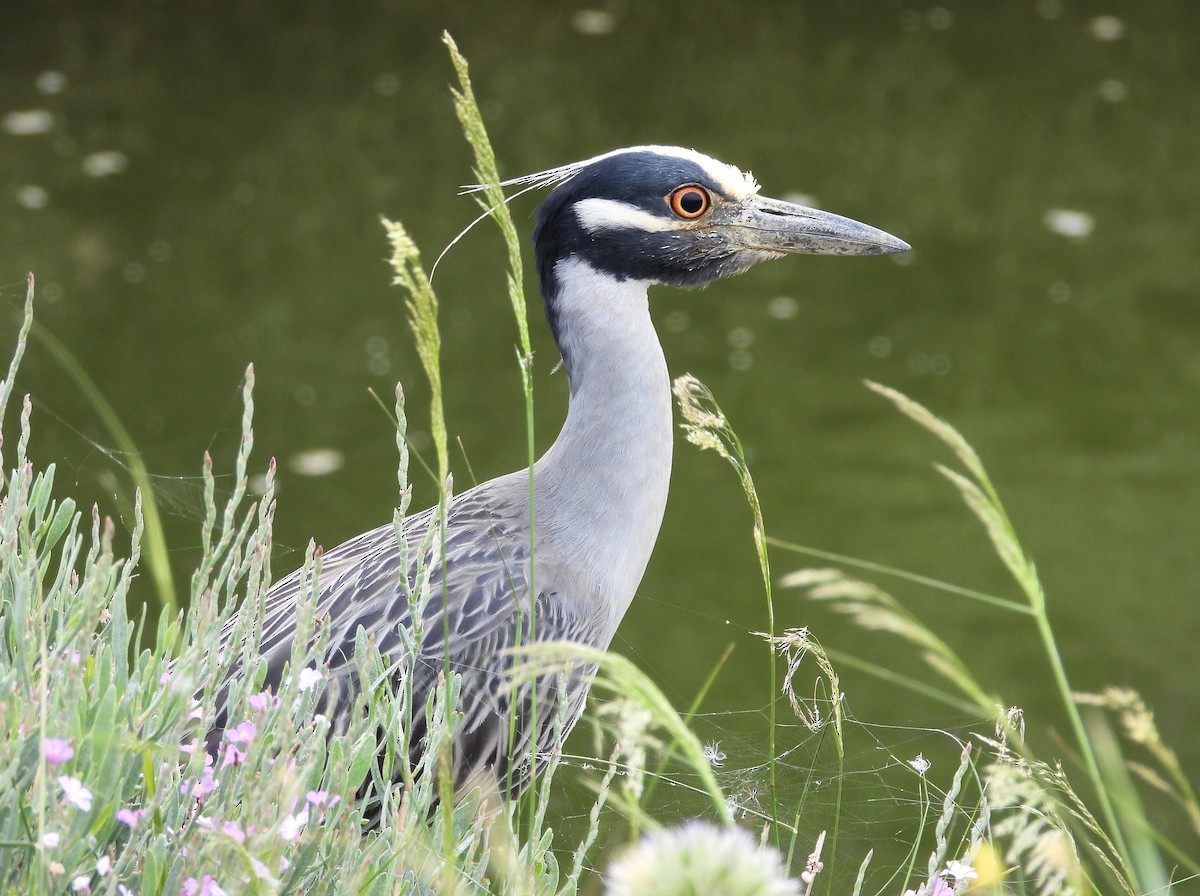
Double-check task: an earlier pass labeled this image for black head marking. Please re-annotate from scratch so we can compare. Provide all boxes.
[532,149,755,341]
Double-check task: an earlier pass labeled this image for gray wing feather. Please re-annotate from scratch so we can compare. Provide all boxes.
[214,482,596,793]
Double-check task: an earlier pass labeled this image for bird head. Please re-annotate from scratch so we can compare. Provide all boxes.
[531,145,909,314]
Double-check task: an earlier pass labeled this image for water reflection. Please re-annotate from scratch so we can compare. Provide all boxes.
[2,108,55,135]
[2,0,1198,874]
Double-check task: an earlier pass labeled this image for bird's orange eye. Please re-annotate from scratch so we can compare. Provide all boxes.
[668,185,711,219]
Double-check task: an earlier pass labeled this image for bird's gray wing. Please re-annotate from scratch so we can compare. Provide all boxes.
[214,484,596,790]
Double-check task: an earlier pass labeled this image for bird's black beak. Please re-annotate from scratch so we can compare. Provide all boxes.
[728,195,910,256]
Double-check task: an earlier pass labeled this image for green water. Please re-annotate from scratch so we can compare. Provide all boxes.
[5,0,1199,869]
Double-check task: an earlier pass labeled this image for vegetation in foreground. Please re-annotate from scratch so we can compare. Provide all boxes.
[1,34,1196,896]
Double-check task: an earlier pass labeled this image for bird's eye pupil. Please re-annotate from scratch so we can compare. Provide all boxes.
[669,185,710,219]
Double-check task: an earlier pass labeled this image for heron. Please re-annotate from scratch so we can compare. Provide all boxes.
[210,145,908,806]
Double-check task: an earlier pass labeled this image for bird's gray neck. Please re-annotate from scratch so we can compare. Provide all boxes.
[532,258,672,635]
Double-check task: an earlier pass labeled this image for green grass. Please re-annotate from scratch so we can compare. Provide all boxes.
[775,383,1200,895]
[1,37,1196,896]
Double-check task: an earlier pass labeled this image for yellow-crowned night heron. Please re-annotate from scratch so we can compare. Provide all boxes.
[211,146,908,803]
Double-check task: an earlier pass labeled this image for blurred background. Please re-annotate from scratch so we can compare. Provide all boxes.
[4,0,1198,872]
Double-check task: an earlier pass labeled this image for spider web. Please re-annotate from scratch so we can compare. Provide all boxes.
[545,688,997,895]
[538,584,998,895]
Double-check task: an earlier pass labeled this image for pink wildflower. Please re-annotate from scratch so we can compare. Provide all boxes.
[247,690,279,712]
[226,720,256,745]
[43,738,74,764]
[249,856,277,884]
[181,876,226,896]
[904,882,952,896]
[181,769,218,800]
[116,807,147,827]
[305,790,340,810]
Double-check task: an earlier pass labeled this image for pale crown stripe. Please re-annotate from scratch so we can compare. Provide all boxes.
[467,145,760,202]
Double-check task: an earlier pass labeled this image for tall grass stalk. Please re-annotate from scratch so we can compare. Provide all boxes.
[25,312,177,615]
[780,381,1195,895]
[674,374,816,849]
[441,32,545,829]
[636,642,735,824]
[513,642,728,822]
[384,38,734,890]
[0,273,36,469]
[383,218,448,481]
[1076,687,1200,843]
[865,380,1145,886]
[381,213,461,871]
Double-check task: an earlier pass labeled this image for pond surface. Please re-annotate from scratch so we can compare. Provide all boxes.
[5,0,1199,874]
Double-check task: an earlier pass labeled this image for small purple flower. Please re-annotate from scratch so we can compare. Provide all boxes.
[904,882,954,896]
[249,856,276,884]
[181,769,218,800]
[225,720,256,745]
[305,790,340,810]
[247,690,279,712]
[43,737,74,764]
[221,820,246,843]
[179,739,199,755]
[220,745,245,768]
[116,807,147,827]
[181,876,226,896]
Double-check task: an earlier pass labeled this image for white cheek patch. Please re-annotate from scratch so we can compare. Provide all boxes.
[574,197,678,234]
